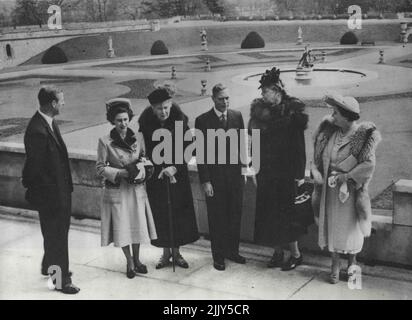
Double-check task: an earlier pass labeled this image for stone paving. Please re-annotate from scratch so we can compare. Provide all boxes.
[1,208,412,300]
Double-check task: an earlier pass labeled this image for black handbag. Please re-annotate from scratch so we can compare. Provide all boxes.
[291,182,315,230]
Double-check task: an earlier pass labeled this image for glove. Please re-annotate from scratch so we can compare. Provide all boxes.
[124,162,139,184]
[125,162,146,185]
[158,166,177,184]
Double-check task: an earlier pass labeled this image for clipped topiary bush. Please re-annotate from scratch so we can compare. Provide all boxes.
[241,31,265,49]
[150,40,169,55]
[336,14,349,19]
[340,31,359,45]
[41,46,68,64]
[321,14,336,20]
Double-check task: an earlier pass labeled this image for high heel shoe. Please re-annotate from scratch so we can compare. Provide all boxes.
[329,259,340,284]
[134,263,148,274]
[329,272,339,284]
[347,264,358,283]
[126,265,135,279]
[156,255,171,269]
[174,254,189,269]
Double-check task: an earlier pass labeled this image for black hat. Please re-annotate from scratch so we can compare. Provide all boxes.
[258,67,284,90]
[147,88,172,105]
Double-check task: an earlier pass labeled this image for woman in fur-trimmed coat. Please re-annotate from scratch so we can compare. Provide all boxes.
[311,94,381,284]
[138,93,199,269]
[248,67,309,271]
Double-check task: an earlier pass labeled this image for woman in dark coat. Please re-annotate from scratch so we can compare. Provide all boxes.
[139,88,199,269]
[249,67,309,271]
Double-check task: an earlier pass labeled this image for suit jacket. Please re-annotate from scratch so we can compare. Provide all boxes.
[195,108,245,185]
[22,111,73,209]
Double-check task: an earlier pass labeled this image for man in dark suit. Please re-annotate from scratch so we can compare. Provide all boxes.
[22,86,80,294]
[195,83,246,271]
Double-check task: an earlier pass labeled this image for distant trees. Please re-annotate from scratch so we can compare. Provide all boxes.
[203,0,225,15]
[118,0,144,20]
[267,0,411,15]
[12,0,82,27]
[140,0,209,18]
[0,0,411,28]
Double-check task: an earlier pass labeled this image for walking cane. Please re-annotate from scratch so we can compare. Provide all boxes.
[165,177,176,272]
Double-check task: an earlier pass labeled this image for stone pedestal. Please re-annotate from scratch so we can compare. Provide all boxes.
[297,27,303,45]
[393,179,412,226]
[107,36,115,58]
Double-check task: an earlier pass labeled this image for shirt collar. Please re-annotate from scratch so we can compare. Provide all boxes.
[213,107,227,119]
[38,109,54,131]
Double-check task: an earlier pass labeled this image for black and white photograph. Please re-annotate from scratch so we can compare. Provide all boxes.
[0,0,412,304]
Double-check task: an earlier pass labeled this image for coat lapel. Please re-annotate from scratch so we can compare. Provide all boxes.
[35,112,64,152]
[226,110,235,130]
[208,108,222,129]
[52,120,68,156]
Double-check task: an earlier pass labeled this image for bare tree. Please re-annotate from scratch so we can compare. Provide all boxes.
[118,0,144,20]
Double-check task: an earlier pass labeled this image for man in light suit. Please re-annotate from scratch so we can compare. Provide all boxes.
[22,86,80,294]
[195,83,246,271]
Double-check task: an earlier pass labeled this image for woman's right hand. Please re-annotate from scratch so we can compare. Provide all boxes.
[203,182,214,197]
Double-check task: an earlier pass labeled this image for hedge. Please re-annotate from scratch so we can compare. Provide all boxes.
[41,46,68,64]
[241,31,265,49]
[340,31,359,45]
[150,40,169,55]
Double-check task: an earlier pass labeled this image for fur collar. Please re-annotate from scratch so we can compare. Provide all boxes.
[138,102,188,132]
[110,127,137,151]
[313,116,382,169]
[249,96,305,130]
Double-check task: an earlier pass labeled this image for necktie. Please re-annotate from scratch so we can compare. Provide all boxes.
[220,114,227,129]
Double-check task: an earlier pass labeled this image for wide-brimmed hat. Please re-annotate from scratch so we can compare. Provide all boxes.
[147,88,172,106]
[324,94,360,114]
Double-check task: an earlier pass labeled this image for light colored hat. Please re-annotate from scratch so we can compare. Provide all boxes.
[324,94,360,114]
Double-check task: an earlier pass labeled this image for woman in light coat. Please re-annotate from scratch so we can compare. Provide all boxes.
[96,98,157,279]
[311,94,381,284]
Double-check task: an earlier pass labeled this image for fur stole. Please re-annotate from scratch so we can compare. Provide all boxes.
[138,102,188,134]
[248,96,307,131]
[313,115,382,171]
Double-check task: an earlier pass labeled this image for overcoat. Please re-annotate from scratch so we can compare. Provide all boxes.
[96,128,157,247]
[138,103,199,248]
[248,96,308,246]
[312,116,381,253]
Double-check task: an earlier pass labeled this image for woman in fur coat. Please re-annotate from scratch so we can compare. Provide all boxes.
[311,94,381,284]
[248,67,309,271]
[139,88,199,270]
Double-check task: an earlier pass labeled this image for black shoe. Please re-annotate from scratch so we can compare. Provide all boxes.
[126,266,136,279]
[134,264,148,274]
[213,261,225,271]
[226,254,246,264]
[56,283,80,295]
[267,252,284,268]
[175,254,189,269]
[156,255,172,269]
[213,257,225,271]
[281,254,303,271]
